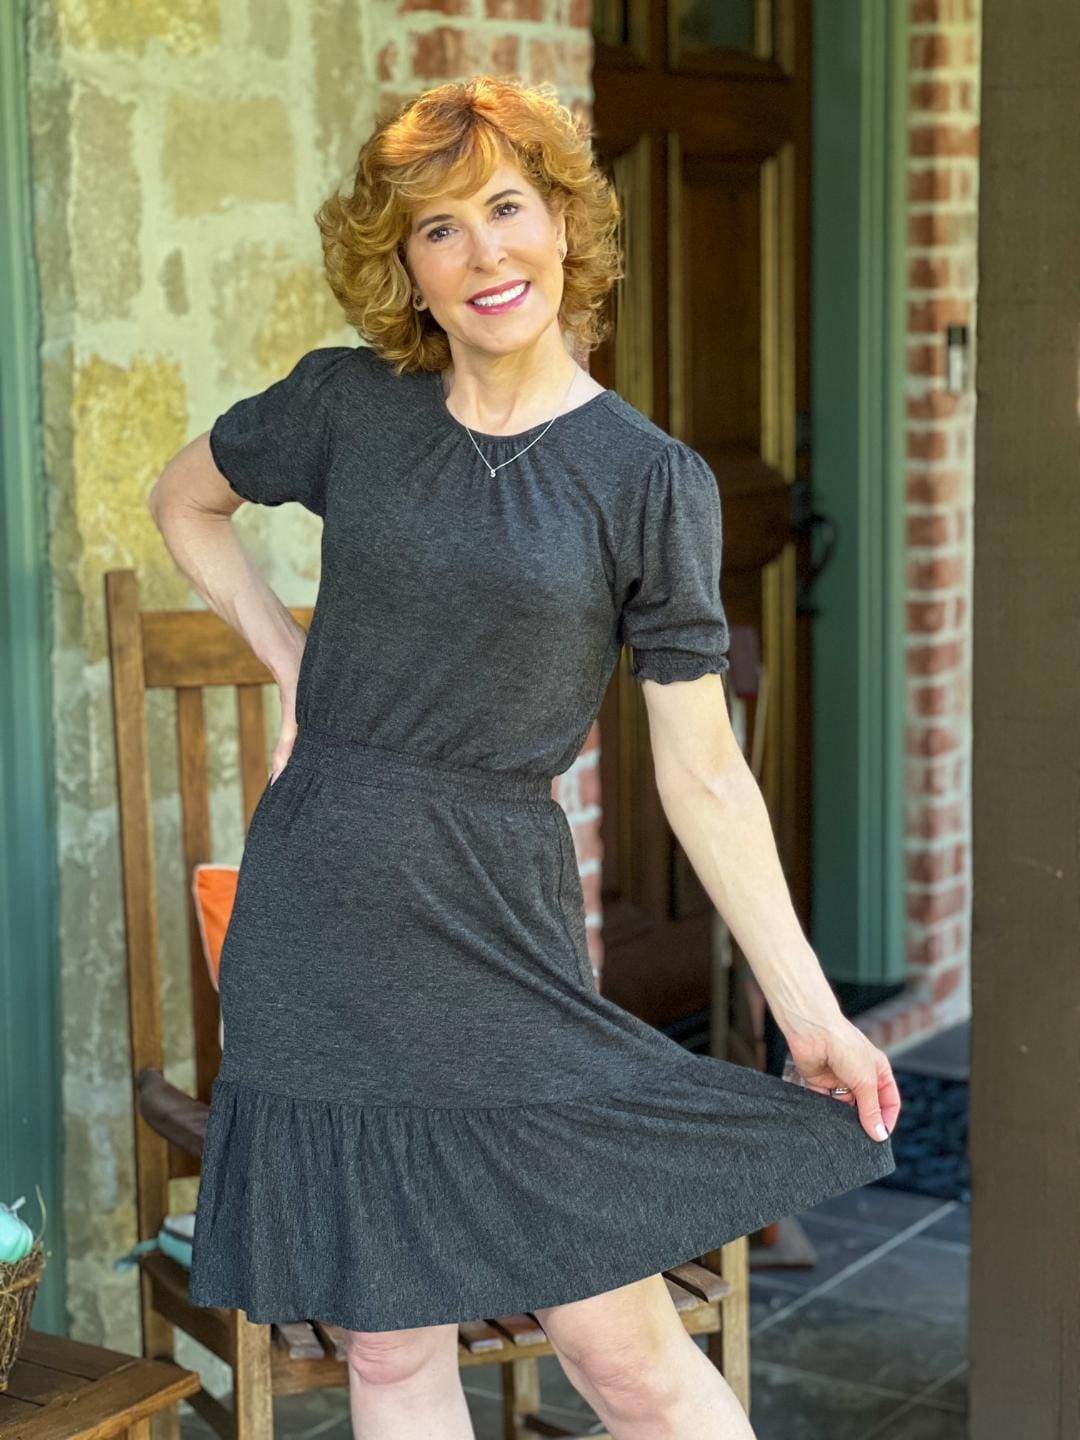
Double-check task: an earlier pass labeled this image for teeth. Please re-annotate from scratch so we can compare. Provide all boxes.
[471,282,527,307]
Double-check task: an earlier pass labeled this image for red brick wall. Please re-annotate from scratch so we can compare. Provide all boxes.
[373,3,594,125]
[862,0,980,1053]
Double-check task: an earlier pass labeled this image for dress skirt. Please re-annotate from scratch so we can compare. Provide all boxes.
[188,724,896,1333]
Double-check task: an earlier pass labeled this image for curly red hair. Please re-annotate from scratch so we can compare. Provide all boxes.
[314,76,624,374]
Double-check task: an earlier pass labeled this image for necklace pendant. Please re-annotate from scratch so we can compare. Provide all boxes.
[489,466,497,477]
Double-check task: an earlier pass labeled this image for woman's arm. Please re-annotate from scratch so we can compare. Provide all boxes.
[642,672,900,1144]
[148,432,308,780]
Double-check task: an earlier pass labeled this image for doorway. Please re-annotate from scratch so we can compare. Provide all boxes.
[589,0,908,1033]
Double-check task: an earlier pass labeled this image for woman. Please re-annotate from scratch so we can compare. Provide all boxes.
[153,76,900,1440]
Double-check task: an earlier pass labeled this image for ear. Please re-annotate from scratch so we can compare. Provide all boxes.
[553,198,568,251]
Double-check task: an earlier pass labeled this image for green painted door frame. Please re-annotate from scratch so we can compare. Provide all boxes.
[811,0,909,987]
[1,0,67,1329]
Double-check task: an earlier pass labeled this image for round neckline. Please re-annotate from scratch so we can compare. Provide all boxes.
[427,368,615,445]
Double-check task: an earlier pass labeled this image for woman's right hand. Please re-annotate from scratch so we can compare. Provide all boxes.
[269,629,307,783]
[269,690,299,784]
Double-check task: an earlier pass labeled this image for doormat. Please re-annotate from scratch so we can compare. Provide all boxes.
[871,1068,970,1202]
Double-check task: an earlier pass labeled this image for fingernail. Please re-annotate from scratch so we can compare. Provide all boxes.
[875,1123,888,1141]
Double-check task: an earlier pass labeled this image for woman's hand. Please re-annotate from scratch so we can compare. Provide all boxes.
[269,684,299,785]
[268,625,308,784]
[784,1013,901,1144]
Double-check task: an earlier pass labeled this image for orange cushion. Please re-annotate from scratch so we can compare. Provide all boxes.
[191,863,239,993]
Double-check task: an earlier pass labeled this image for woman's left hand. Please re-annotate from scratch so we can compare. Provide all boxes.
[784,1014,901,1143]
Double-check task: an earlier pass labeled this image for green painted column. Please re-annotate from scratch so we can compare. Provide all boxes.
[1,0,67,1330]
[810,0,908,987]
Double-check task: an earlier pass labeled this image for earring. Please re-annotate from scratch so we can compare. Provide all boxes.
[413,290,425,310]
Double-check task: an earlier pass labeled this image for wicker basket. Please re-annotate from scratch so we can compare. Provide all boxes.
[0,1240,46,1391]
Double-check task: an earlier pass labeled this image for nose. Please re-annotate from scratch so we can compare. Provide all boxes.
[467,223,507,269]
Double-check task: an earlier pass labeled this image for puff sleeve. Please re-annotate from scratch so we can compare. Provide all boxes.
[616,440,731,684]
[208,346,353,515]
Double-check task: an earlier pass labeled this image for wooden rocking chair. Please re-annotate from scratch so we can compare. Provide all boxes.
[104,565,751,1440]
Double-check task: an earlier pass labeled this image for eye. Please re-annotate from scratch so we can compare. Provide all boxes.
[426,199,522,243]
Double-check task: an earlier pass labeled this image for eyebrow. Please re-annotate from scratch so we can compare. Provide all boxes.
[413,188,525,233]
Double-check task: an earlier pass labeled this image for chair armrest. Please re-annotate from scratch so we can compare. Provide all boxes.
[136,1067,209,1160]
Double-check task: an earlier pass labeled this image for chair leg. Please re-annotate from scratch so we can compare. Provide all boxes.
[502,1356,541,1440]
[150,1410,180,1440]
[140,1270,181,1440]
[232,1311,274,1439]
[702,1236,750,1415]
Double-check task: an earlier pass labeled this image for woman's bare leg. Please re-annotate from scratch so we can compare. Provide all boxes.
[344,1323,475,1440]
[534,1273,757,1440]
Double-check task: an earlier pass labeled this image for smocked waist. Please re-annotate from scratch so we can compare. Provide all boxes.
[289,726,554,803]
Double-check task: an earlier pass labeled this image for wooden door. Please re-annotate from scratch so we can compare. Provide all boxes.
[589,0,811,1032]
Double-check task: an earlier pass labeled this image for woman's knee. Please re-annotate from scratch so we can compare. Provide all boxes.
[534,1275,684,1408]
[573,1333,684,1415]
[344,1323,458,1387]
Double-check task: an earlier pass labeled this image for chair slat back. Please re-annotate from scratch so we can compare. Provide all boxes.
[176,686,219,1112]
[105,567,312,1197]
[237,685,272,822]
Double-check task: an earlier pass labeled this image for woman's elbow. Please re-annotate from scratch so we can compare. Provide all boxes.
[148,467,189,530]
[147,469,168,520]
[148,435,241,522]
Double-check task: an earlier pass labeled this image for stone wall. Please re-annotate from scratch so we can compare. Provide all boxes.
[26,0,595,1366]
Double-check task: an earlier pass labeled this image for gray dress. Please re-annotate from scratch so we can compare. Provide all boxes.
[188,343,895,1332]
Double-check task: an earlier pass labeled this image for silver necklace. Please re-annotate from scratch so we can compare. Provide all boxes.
[452,367,581,477]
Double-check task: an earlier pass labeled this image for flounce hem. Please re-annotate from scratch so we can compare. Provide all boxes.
[189,1066,894,1333]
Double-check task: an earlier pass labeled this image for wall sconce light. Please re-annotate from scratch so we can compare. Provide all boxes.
[946,324,970,394]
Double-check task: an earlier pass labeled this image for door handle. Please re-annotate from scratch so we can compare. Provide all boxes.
[791,477,838,616]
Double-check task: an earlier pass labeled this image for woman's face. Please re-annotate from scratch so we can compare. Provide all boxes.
[403,160,567,359]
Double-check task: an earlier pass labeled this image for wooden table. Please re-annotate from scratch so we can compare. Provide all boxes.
[0,1329,200,1438]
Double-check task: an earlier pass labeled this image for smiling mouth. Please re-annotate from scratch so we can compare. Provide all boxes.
[467,280,530,312]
